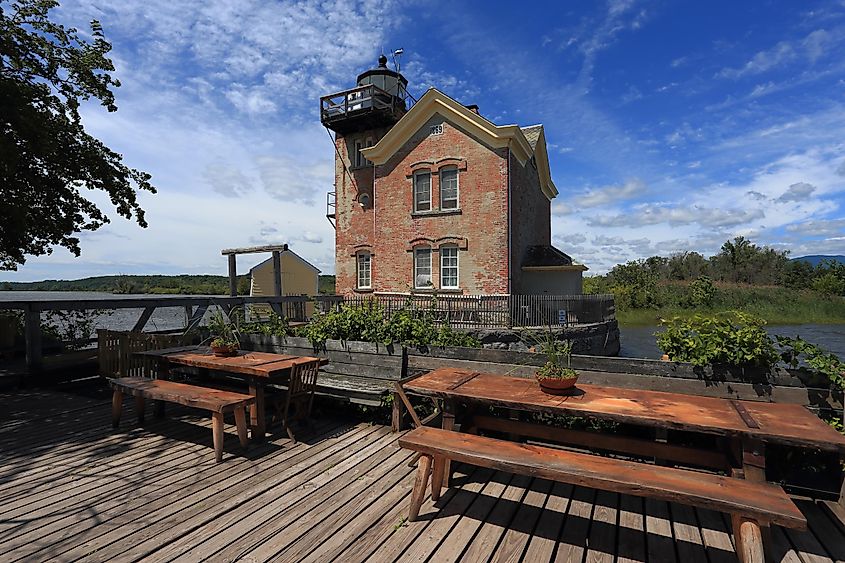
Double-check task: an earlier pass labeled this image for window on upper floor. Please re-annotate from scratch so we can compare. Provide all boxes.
[413,171,431,212]
[354,140,364,168]
[440,245,459,289]
[414,247,432,288]
[440,167,459,210]
[356,252,371,289]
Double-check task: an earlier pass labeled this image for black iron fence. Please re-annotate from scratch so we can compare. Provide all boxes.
[313,293,615,328]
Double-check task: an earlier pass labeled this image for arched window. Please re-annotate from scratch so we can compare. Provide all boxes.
[356,252,371,289]
[439,166,459,209]
[440,245,459,288]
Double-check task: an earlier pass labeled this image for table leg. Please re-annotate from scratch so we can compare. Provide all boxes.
[111,390,123,429]
[234,406,249,449]
[441,399,456,487]
[249,383,266,441]
[731,438,768,563]
[135,396,146,426]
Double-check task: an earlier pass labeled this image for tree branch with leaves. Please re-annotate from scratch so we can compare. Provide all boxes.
[0,0,156,270]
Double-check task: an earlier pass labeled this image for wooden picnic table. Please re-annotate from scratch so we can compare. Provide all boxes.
[401,367,845,502]
[402,368,845,453]
[136,346,327,440]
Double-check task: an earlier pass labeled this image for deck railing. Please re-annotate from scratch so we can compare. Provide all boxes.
[315,293,615,328]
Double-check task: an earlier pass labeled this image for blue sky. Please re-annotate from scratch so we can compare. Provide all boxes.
[5,0,845,281]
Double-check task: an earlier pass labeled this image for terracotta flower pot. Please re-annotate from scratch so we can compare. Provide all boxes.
[211,343,238,357]
[537,374,579,395]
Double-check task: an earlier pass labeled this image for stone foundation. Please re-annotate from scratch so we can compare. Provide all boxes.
[466,320,620,356]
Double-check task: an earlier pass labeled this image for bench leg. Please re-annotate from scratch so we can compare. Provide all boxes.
[431,456,445,502]
[734,517,765,563]
[234,407,249,449]
[212,412,224,463]
[111,390,123,429]
[135,396,146,426]
[409,454,432,522]
[441,400,456,487]
[154,400,166,419]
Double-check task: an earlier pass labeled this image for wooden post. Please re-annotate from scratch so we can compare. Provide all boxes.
[24,305,42,374]
[272,250,282,297]
[228,254,237,297]
[391,391,405,432]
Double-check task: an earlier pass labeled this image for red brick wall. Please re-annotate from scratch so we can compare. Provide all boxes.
[508,151,551,293]
[335,116,510,294]
[333,128,389,294]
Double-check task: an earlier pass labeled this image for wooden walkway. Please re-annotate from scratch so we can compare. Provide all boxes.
[1,386,843,562]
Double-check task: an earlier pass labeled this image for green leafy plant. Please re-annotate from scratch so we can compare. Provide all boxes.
[523,328,577,381]
[207,309,241,349]
[297,301,480,349]
[656,311,779,369]
[776,336,845,390]
[687,275,716,307]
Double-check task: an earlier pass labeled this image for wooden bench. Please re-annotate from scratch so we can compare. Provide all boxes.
[109,377,255,462]
[399,427,806,563]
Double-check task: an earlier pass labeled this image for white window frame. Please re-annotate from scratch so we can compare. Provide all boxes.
[356,252,371,289]
[440,245,459,289]
[414,247,432,289]
[439,167,459,210]
[413,171,431,212]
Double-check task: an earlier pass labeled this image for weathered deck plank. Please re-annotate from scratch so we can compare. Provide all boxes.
[0,387,841,563]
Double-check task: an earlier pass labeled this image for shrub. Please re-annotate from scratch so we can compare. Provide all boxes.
[687,275,716,307]
[296,302,480,349]
[656,311,779,369]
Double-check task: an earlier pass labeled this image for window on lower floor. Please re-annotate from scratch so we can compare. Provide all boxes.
[440,246,459,288]
[356,252,371,289]
[414,248,432,288]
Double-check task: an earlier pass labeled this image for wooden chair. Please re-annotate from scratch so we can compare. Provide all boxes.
[272,358,321,442]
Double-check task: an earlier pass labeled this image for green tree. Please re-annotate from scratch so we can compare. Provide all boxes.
[0,0,155,270]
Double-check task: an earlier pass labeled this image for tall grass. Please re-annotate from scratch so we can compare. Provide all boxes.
[616,282,845,326]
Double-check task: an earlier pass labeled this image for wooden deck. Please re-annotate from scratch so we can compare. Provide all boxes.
[1,386,844,562]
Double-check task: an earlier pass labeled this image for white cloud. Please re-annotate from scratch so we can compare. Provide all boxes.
[785,218,845,237]
[718,27,845,79]
[776,182,816,202]
[574,179,646,208]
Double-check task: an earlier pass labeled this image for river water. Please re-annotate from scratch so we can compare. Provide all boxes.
[620,323,845,359]
[2,291,843,359]
[0,291,212,333]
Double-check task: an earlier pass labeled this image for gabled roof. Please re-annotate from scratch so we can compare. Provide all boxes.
[361,88,558,200]
[249,248,321,275]
[521,125,543,150]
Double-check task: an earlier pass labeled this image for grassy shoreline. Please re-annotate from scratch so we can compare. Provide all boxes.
[616,284,845,327]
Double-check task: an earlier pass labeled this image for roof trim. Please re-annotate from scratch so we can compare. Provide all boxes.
[531,127,559,199]
[361,88,533,167]
[522,265,589,272]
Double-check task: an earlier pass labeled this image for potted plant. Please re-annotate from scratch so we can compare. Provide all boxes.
[207,310,241,357]
[530,329,578,394]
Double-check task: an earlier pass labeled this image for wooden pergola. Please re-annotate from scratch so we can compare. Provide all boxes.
[221,244,289,298]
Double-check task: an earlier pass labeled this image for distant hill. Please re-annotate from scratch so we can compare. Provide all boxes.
[0,274,337,295]
[791,255,845,267]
